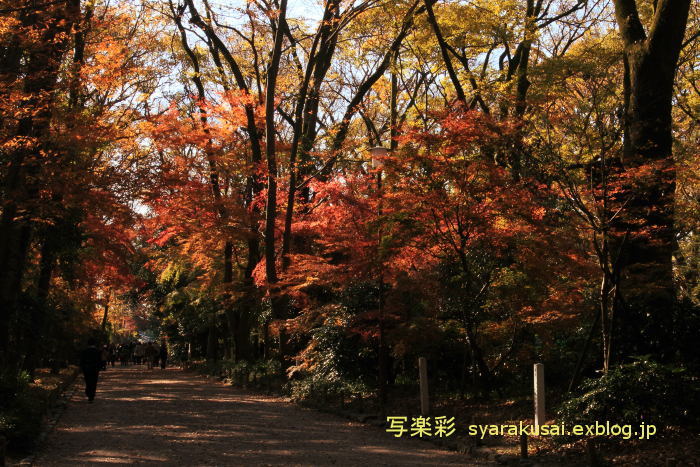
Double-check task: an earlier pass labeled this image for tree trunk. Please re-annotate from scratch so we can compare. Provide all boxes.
[261,0,288,364]
[465,325,491,396]
[281,1,340,269]
[101,301,109,332]
[612,0,691,360]
[423,0,466,103]
[206,314,218,362]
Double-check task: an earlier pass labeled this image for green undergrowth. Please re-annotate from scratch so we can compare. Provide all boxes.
[187,358,284,392]
[0,366,78,454]
[556,359,700,443]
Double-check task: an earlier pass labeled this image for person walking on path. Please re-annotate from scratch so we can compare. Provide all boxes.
[100,344,108,371]
[79,338,101,402]
[108,344,117,367]
[133,341,144,365]
[145,342,157,369]
[159,340,168,369]
[118,344,129,366]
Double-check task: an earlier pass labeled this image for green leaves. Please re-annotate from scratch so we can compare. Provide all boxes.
[557,359,700,440]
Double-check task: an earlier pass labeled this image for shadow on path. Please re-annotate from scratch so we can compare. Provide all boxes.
[34,366,476,466]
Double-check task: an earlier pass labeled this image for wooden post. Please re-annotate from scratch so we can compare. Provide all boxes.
[520,432,528,458]
[419,357,429,416]
[586,438,602,466]
[534,363,545,428]
[0,434,6,467]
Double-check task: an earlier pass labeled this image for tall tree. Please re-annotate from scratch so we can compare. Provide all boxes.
[0,1,79,367]
[612,0,692,360]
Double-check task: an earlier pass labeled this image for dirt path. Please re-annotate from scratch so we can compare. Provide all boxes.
[34,366,479,466]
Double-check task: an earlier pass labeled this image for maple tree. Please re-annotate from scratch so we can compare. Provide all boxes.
[0,0,168,372]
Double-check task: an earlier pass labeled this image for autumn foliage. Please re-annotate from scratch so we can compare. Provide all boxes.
[0,0,698,440]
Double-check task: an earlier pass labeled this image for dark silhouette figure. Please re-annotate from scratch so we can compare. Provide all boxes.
[80,338,101,402]
[159,341,168,369]
[118,344,130,366]
[145,342,157,369]
[108,344,117,367]
[100,344,108,371]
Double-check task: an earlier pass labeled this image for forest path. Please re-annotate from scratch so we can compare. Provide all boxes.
[34,366,476,466]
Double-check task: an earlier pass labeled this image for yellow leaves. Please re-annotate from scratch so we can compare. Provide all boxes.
[493,215,510,232]
[434,0,520,46]
[159,260,185,285]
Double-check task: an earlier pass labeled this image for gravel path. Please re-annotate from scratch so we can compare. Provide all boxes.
[34,366,476,466]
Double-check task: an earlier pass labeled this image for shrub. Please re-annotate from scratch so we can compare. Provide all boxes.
[0,389,45,452]
[216,359,282,387]
[0,368,75,453]
[289,374,370,406]
[556,358,700,441]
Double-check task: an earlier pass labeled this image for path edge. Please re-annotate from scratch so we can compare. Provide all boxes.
[14,368,80,467]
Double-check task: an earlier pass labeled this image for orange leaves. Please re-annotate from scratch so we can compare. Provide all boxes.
[151,225,180,247]
[399,108,501,161]
[139,88,263,296]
